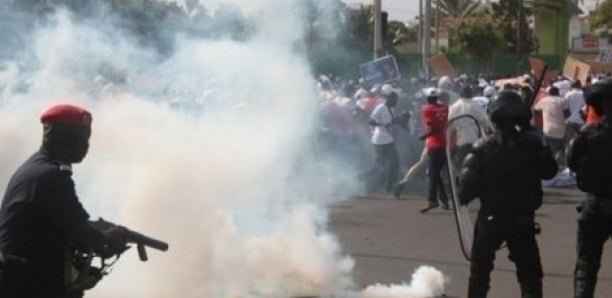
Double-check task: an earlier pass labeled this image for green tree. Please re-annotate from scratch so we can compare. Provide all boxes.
[453,16,504,71]
[339,4,374,54]
[491,0,535,55]
[589,0,612,31]
[388,20,417,45]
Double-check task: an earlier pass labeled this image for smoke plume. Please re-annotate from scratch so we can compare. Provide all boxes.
[0,1,446,297]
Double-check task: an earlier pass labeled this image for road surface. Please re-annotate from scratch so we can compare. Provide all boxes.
[329,187,612,297]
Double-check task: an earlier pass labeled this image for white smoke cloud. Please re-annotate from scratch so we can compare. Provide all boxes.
[0,2,354,297]
[361,266,448,298]
[0,1,447,297]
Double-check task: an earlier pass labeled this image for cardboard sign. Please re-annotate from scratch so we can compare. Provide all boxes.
[529,57,547,79]
[563,55,591,84]
[359,55,401,87]
[429,54,458,79]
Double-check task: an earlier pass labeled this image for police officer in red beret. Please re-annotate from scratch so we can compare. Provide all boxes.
[0,104,127,297]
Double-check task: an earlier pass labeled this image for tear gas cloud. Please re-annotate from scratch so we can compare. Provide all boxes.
[0,1,445,297]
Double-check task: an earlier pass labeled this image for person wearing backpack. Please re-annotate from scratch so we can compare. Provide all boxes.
[567,78,612,298]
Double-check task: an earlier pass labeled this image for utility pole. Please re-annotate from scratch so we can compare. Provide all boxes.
[517,0,523,75]
[418,0,423,75]
[424,0,432,80]
[373,0,382,58]
[435,0,440,51]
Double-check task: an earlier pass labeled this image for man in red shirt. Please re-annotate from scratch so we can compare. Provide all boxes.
[420,88,450,212]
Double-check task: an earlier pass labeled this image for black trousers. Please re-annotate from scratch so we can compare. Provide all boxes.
[427,148,448,204]
[574,210,612,298]
[453,144,473,169]
[363,143,399,193]
[468,212,543,298]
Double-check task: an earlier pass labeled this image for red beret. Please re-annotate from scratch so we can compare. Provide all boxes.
[40,104,92,126]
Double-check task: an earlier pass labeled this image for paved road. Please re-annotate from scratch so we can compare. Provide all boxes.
[328,187,612,298]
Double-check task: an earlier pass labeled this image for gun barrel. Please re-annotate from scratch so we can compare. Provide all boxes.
[126,230,169,252]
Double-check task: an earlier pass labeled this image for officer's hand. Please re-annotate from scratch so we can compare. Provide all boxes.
[102,227,128,256]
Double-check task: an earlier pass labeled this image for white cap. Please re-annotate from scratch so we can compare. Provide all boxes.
[370,84,381,93]
[381,84,394,95]
[483,86,496,98]
[424,87,438,98]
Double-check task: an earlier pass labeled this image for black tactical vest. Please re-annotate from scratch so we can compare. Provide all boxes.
[575,123,612,197]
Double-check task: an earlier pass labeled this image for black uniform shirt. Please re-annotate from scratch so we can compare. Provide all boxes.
[0,152,89,283]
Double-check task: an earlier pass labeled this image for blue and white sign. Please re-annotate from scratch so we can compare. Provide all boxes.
[359,55,401,87]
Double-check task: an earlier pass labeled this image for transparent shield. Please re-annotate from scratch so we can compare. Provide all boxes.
[445,115,484,261]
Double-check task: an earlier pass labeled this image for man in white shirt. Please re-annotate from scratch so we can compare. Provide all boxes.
[534,86,570,166]
[564,81,585,143]
[448,86,493,167]
[361,92,400,193]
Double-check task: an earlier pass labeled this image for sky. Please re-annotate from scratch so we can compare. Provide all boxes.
[341,0,602,22]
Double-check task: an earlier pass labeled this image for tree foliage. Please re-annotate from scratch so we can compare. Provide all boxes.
[589,0,612,31]
[491,0,535,55]
[338,4,374,55]
[453,16,503,70]
[388,20,417,45]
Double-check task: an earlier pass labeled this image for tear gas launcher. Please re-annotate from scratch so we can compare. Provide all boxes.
[64,218,169,292]
[94,218,169,261]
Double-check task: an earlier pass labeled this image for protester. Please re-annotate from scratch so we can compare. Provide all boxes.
[418,88,449,212]
[353,79,368,100]
[534,86,570,168]
[392,91,449,199]
[357,85,384,115]
[448,85,493,167]
[567,78,612,298]
[360,92,400,193]
[564,80,585,144]
[0,104,127,297]
[319,96,356,163]
[459,91,557,298]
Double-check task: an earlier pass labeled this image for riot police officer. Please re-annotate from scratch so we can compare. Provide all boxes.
[567,78,612,298]
[0,104,126,298]
[458,91,558,298]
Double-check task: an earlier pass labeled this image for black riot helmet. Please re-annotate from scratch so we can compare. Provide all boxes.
[586,77,612,116]
[488,91,532,129]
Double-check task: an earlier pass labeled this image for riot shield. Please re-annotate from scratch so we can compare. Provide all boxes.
[445,114,484,261]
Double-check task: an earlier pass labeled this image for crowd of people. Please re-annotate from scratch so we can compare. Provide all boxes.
[316,71,608,199]
[316,71,612,298]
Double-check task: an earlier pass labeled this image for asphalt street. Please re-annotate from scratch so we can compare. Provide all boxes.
[329,187,612,298]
